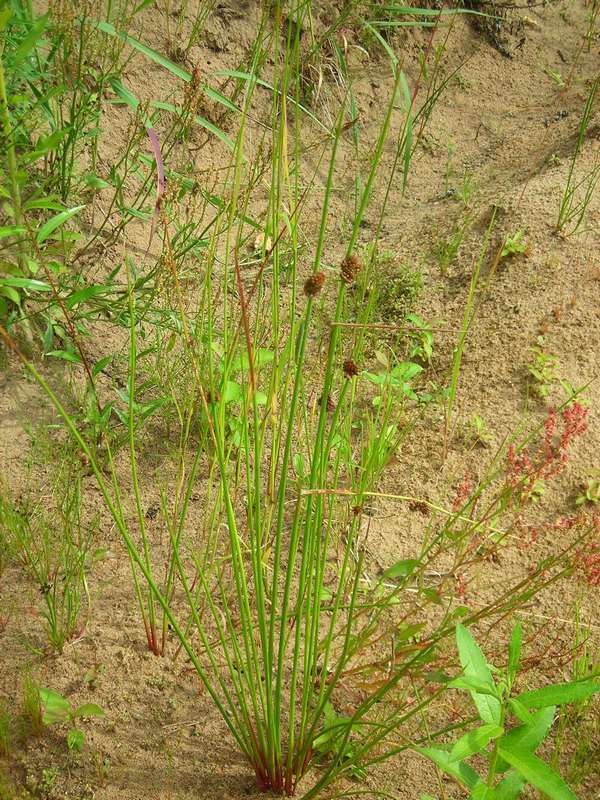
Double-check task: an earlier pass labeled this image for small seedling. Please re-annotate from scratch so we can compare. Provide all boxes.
[465,414,494,448]
[417,622,600,799]
[544,65,566,86]
[527,336,559,399]
[363,360,423,407]
[576,469,600,506]
[501,230,528,259]
[22,673,43,736]
[38,687,104,751]
[312,702,367,781]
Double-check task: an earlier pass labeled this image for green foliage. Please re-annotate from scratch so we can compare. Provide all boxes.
[500,230,527,259]
[38,687,104,751]
[417,623,600,800]
[556,75,600,236]
[0,471,96,653]
[576,469,600,506]
[0,703,10,756]
[527,336,559,399]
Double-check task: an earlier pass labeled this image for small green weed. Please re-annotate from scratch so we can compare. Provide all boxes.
[417,622,600,800]
[576,469,600,506]
[501,230,528,259]
[527,336,559,399]
[557,74,600,236]
[37,687,104,752]
[22,673,43,737]
[465,414,494,448]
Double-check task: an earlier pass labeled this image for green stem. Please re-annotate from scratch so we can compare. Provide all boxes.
[0,47,25,268]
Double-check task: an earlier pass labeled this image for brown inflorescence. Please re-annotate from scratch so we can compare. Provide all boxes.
[318,393,335,412]
[343,359,359,379]
[340,253,362,285]
[304,271,326,297]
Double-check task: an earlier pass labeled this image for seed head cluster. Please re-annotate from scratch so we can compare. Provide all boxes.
[340,254,361,285]
[343,359,359,379]
[304,271,326,298]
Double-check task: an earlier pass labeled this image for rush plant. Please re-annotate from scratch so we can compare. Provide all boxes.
[0,3,595,799]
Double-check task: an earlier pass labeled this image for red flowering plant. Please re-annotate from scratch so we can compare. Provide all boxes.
[439,403,594,608]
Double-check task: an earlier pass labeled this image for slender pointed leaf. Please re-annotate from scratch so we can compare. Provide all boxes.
[456,624,502,724]
[497,745,576,800]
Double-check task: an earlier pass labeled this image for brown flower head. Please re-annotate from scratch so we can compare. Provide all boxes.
[343,359,359,379]
[318,393,335,412]
[304,271,326,298]
[340,253,362,285]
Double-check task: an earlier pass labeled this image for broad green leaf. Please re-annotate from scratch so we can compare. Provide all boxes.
[470,785,497,800]
[37,206,85,244]
[497,744,576,800]
[24,128,69,162]
[23,199,64,211]
[494,770,526,800]
[39,688,71,724]
[456,624,502,724]
[448,676,498,697]
[84,174,111,190]
[231,348,274,372]
[108,77,140,111]
[222,381,242,404]
[381,559,419,580]
[132,0,155,13]
[417,746,483,790]
[0,286,21,305]
[508,698,534,724]
[496,706,555,774]
[449,723,503,762]
[394,361,423,380]
[73,703,104,718]
[515,680,600,709]
[67,728,85,750]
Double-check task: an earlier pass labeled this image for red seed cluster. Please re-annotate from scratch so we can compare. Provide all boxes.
[452,475,472,512]
[507,403,589,499]
[576,541,600,586]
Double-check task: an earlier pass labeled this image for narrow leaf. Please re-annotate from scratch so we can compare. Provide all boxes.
[37,206,85,244]
[497,745,576,800]
[515,680,600,709]
[449,723,503,762]
[508,622,522,683]
[417,747,483,790]
[455,624,502,724]
[496,706,555,774]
